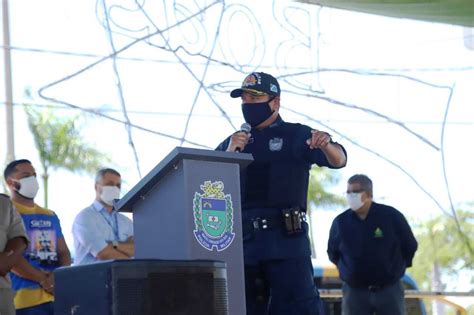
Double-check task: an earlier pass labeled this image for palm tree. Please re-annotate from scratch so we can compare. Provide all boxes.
[24,105,109,208]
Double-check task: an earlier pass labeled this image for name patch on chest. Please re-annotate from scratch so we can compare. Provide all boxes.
[269,137,283,151]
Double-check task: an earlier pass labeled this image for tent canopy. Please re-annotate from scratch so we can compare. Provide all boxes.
[295,0,474,27]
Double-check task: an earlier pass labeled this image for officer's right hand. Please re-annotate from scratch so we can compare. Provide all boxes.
[226,131,251,152]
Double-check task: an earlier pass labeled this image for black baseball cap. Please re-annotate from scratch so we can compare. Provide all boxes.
[230,72,280,98]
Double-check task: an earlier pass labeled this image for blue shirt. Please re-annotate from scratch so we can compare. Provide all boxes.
[10,201,63,309]
[327,202,418,287]
[72,200,133,265]
[216,117,347,262]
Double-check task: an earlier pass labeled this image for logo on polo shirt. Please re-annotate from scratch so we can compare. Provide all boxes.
[374,227,384,238]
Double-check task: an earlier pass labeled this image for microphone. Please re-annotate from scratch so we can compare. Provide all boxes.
[240,123,251,134]
[236,123,251,152]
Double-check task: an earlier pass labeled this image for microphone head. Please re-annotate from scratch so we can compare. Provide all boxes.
[240,123,251,133]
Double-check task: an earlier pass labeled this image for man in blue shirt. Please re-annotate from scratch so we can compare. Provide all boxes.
[327,174,418,315]
[4,159,71,315]
[216,72,347,315]
[72,168,134,265]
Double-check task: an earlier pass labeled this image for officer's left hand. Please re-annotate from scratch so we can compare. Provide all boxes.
[306,130,331,149]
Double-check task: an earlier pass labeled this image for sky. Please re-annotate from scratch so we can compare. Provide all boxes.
[1,0,473,306]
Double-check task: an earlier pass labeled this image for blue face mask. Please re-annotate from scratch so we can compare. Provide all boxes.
[242,101,274,127]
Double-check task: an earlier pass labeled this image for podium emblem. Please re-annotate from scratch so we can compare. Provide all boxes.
[193,181,235,251]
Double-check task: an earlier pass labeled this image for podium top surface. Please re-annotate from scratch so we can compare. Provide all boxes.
[115,147,253,212]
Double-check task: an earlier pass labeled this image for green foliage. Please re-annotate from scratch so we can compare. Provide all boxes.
[307,166,346,211]
[225,195,234,233]
[307,166,346,258]
[24,106,105,174]
[23,104,109,207]
[410,207,474,291]
[193,193,203,230]
[467,304,474,315]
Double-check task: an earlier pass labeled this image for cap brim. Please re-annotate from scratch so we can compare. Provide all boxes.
[230,88,243,98]
[230,88,269,98]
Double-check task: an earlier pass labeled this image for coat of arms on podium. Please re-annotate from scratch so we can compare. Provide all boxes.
[193,180,235,251]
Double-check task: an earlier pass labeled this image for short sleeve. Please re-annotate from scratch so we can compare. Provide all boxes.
[72,210,108,257]
[8,204,28,241]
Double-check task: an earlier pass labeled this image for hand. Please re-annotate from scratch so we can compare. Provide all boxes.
[227,131,251,152]
[40,272,55,294]
[306,130,331,149]
[0,250,15,276]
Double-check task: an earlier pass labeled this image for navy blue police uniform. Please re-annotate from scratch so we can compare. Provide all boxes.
[217,115,347,315]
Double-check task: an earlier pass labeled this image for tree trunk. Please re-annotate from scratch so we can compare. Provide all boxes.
[42,172,49,208]
[431,261,445,315]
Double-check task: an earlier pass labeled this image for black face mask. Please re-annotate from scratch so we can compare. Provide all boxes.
[242,101,274,127]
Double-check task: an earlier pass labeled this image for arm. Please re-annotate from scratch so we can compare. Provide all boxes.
[114,236,134,257]
[0,237,27,276]
[96,245,130,260]
[12,257,55,294]
[73,211,129,261]
[57,236,71,267]
[217,132,250,153]
[0,197,28,276]
[327,219,341,265]
[307,130,347,168]
[320,142,347,168]
[395,211,418,267]
[11,256,49,284]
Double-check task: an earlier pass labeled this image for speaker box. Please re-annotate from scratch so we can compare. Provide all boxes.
[54,259,228,315]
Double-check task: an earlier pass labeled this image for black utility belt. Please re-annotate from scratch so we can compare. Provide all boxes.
[245,208,307,235]
[352,281,396,292]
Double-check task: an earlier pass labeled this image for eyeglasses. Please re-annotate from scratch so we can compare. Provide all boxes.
[345,189,365,195]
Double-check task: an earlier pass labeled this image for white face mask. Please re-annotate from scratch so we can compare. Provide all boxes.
[100,186,121,206]
[15,176,40,199]
[346,193,364,211]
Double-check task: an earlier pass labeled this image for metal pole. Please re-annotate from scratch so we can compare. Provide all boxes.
[2,0,15,163]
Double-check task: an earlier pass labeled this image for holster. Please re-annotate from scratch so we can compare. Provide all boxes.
[281,207,304,235]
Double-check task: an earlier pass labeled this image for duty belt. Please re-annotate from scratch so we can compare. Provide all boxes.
[244,208,307,235]
[351,282,394,292]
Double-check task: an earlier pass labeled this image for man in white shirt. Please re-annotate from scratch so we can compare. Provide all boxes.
[72,168,134,265]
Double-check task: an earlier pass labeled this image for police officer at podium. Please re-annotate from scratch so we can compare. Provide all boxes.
[216,72,347,315]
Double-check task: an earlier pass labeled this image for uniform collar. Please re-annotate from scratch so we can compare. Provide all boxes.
[92,200,113,213]
[269,115,283,128]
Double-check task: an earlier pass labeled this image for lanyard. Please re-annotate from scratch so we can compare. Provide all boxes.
[98,208,120,241]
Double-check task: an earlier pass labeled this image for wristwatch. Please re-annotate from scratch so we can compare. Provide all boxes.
[112,240,119,249]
